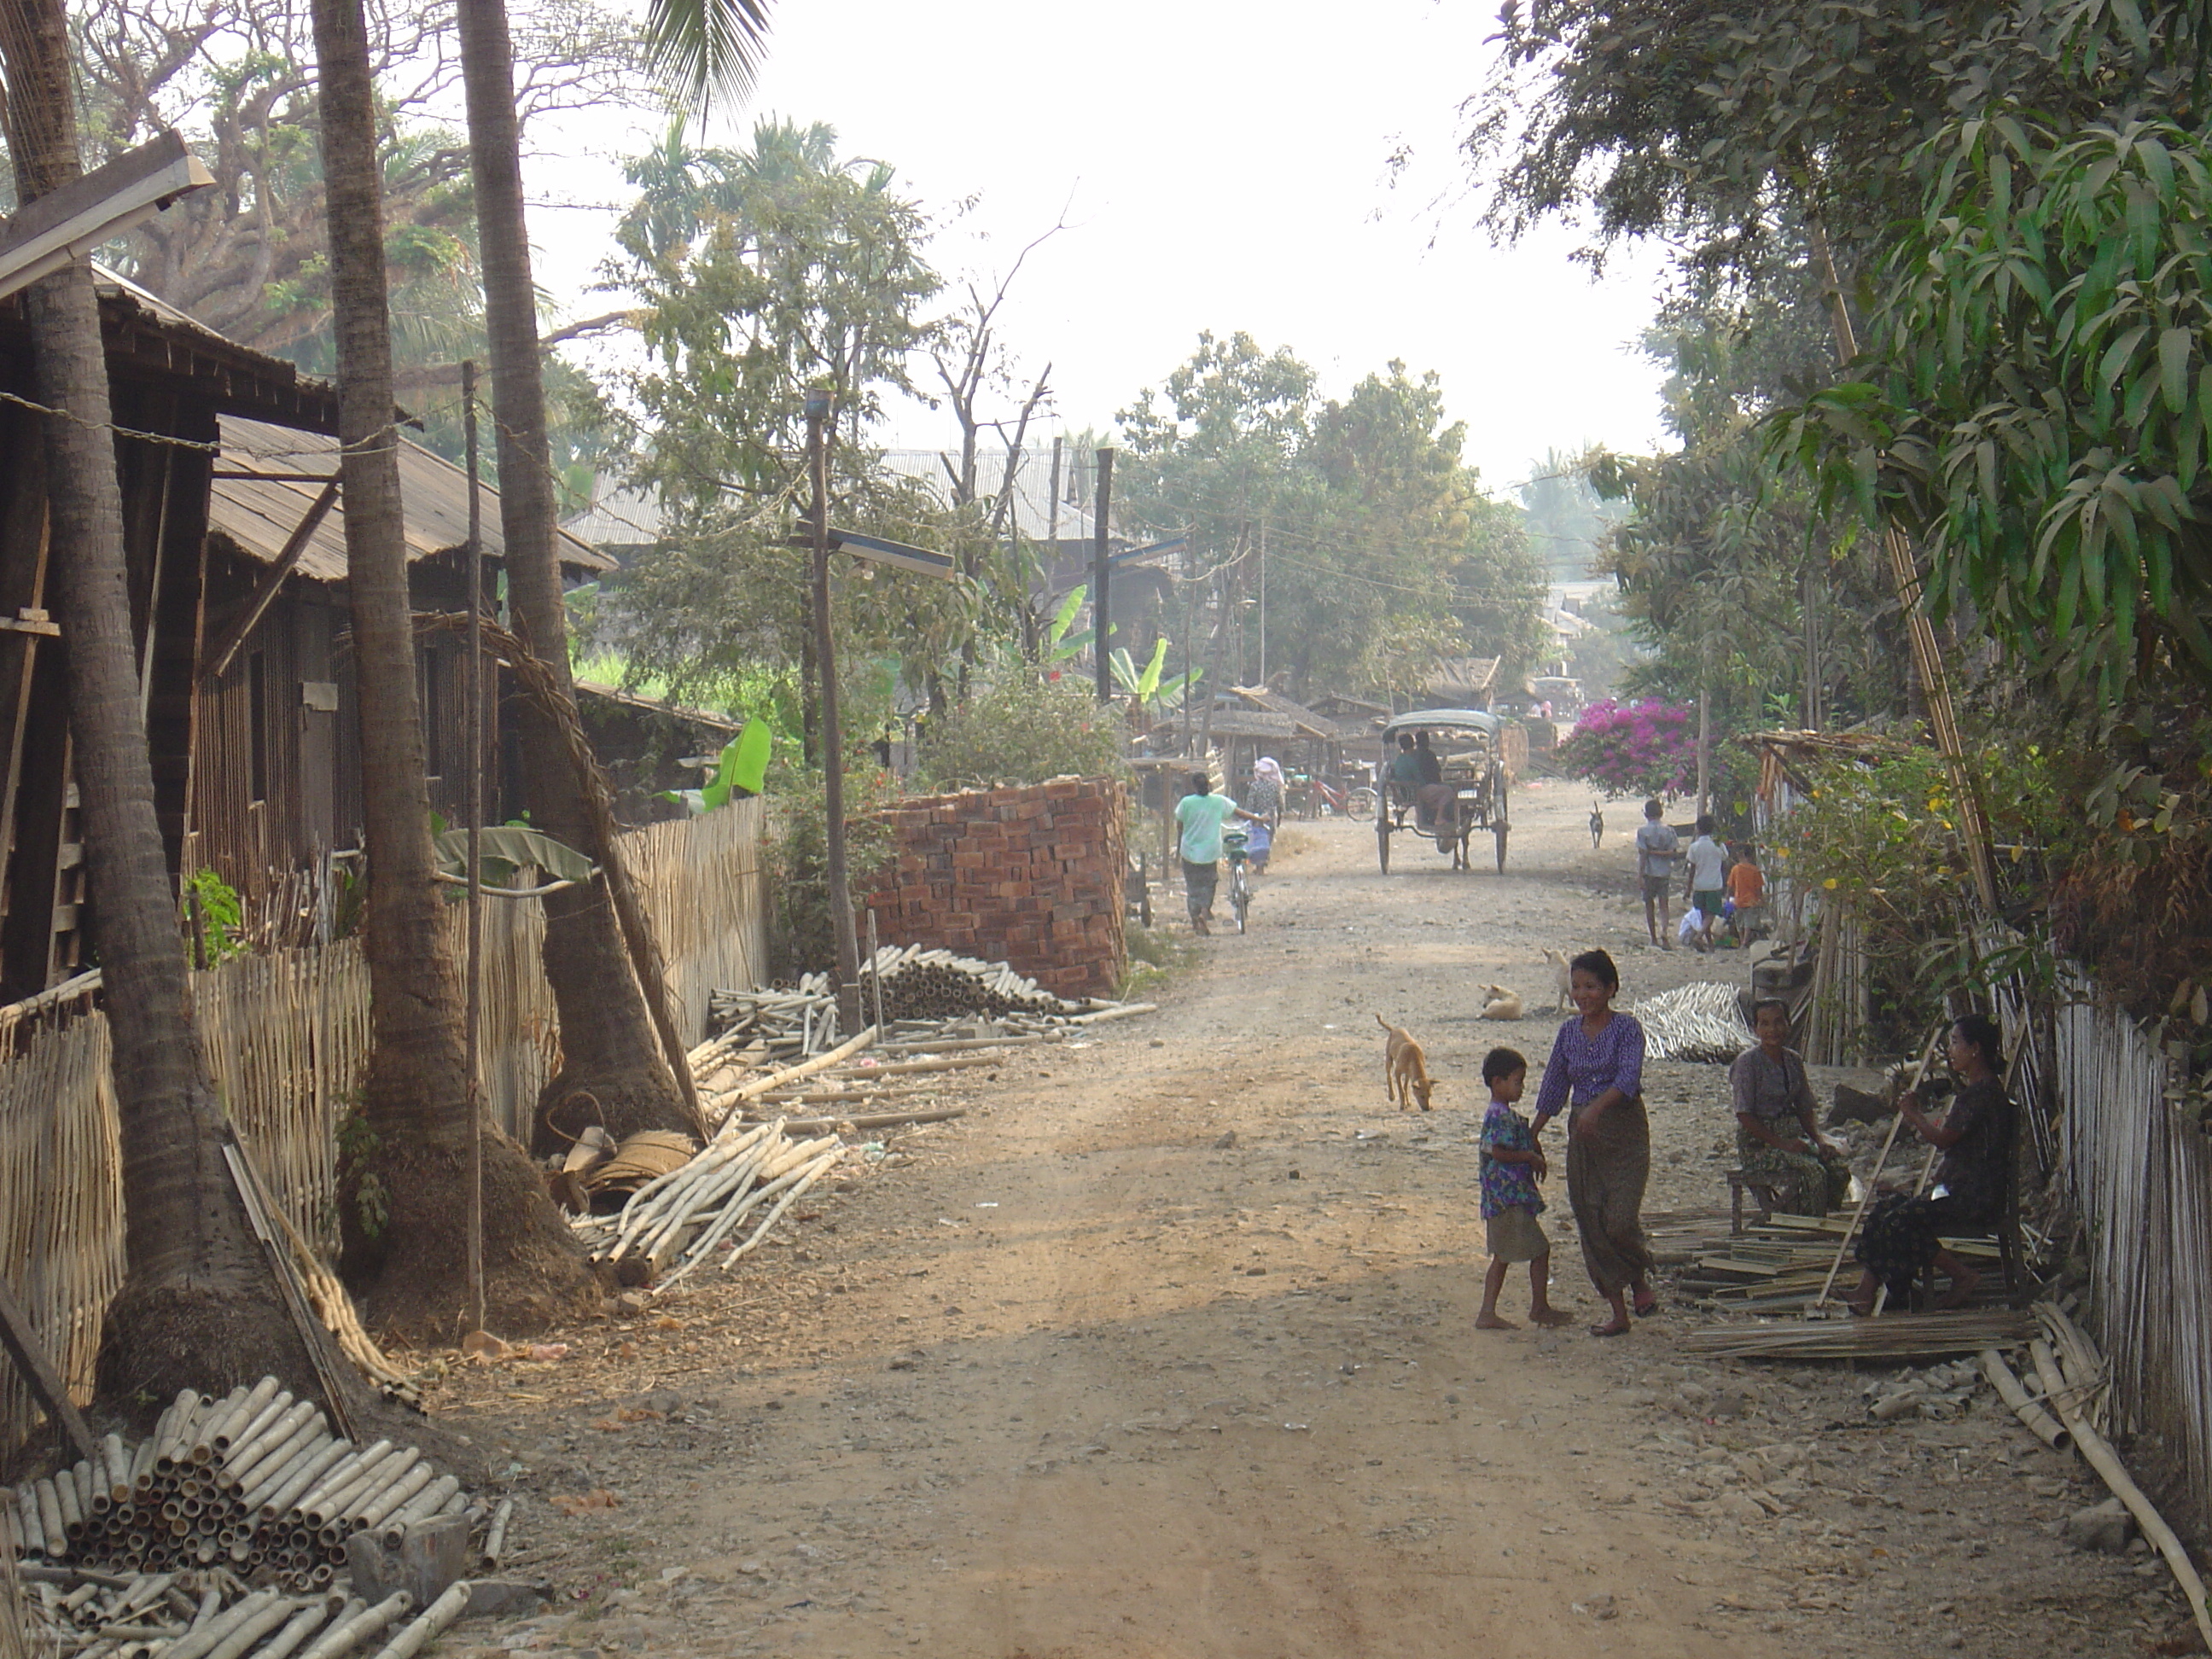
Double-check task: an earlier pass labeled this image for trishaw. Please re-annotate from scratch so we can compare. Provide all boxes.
[1376,708,1511,873]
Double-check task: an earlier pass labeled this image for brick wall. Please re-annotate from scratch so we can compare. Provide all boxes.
[864,776,1126,998]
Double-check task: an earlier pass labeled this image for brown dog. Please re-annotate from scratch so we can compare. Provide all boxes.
[1376,1014,1435,1111]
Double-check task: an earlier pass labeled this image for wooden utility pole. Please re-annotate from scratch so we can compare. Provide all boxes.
[461,359,485,1337]
[1092,447,1115,702]
[806,390,862,1029]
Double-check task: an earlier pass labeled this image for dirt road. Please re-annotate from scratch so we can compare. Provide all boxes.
[438,788,2193,1659]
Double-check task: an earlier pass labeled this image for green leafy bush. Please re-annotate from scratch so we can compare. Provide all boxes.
[767,760,901,980]
[914,673,1127,793]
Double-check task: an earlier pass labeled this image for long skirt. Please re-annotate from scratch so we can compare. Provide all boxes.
[1181,858,1218,919]
[1736,1129,1852,1216]
[1567,1097,1654,1297]
[1856,1193,1992,1298]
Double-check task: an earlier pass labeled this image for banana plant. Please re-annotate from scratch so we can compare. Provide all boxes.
[1109,637,1202,717]
[659,715,772,814]
[1043,584,1093,661]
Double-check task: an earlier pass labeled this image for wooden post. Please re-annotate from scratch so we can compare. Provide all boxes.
[1092,448,1114,702]
[0,1272,94,1461]
[461,360,485,1337]
[807,391,861,1031]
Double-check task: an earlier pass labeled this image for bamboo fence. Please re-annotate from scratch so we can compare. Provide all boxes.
[2053,994,2212,1536]
[0,798,766,1450]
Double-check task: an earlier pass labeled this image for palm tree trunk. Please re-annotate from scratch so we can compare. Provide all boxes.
[309,0,597,1332]
[0,0,343,1408]
[455,0,690,1153]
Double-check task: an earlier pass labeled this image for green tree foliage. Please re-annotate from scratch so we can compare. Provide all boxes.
[605,120,975,707]
[1776,116,2212,707]
[912,673,1128,794]
[1594,272,1902,731]
[1116,335,1545,698]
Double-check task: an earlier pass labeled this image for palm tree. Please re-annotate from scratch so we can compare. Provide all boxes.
[0,0,343,1405]
[308,0,599,1330]
[455,0,774,1150]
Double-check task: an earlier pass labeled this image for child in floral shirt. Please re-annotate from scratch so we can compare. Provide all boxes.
[1476,1047,1572,1330]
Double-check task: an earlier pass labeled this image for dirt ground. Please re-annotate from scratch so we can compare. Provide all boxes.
[425,786,2201,1659]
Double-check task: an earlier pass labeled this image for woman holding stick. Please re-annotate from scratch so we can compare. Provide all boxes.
[1531,950,1658,1336]
[1848,1013,2015,1313]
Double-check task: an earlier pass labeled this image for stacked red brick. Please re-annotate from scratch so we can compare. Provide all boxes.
[865,777,1126,999]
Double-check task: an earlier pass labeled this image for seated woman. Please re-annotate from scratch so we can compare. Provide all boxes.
[1729,999,1851,1215]
[1849,1014,2015,1313]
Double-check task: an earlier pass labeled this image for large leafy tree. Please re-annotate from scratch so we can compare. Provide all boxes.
[607,121,966,719]
[1116,335,1545,697]
[51,0,643,363]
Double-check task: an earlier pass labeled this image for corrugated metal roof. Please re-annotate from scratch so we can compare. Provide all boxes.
[211,416,614,581]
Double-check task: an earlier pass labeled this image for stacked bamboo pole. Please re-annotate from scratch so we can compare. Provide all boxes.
[568,1120,845,1284]
[7,1383,464,1596]
[707,947,1102,1061]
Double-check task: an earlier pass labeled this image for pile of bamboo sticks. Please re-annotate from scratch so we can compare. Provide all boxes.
[1678,1307,2034,1360]
[1675,1211,2011,1312]
[8,1382,464,1594]
[568,1119,844,1286]
[1629,981,1751,1063]
[707,948,1096,1061]
[17,1567,470,1659]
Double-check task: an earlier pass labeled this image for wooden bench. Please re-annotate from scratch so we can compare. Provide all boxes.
[1726,1169,1785,1235]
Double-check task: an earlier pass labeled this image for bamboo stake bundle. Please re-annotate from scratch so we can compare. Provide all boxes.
[9,1382,467,1596]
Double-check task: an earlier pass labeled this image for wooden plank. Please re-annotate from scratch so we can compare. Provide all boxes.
[0,1269,95,1461]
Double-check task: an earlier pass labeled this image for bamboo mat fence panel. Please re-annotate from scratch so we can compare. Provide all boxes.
[193,943,371,1250]
[0,1016,122,1434]
[2054,998,2212,1534]
[0,799,767,1452]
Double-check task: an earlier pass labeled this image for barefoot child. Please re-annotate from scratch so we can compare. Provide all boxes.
[1476,1047,1572,1330]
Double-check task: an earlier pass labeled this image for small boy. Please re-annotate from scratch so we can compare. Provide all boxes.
[1476,1047,1572,1330]
[1684,814,1727,952]
[1634,800,1679,948]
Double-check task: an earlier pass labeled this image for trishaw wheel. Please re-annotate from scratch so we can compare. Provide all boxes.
[1377,815,1391,874]
[1494,824,1510,871]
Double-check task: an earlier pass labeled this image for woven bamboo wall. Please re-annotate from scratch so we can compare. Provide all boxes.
[0,797,765,1447]
[0,1017,123,1435]
[2054,999,2212,1536]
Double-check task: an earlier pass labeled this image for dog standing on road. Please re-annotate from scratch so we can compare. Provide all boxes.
[1589,801,1605,849]
[1376,1015,1435,1111]
[1540,946,1574,1014]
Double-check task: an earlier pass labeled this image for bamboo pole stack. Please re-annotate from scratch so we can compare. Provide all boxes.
[15,1570,450,1659]
[7,1383,465,1596]
[568,1119,845,1284]
[707,947,1103,1061]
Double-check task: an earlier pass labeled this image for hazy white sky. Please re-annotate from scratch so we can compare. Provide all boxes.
[535,0,1673,496]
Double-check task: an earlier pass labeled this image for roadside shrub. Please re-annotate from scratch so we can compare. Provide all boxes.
[767,759,900,979]
[1553,699,1696,798]
[915,672,1126,793]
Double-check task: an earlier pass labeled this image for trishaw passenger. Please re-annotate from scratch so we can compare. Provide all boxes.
[1414,731,1443,788]
[1388,734,1423,815]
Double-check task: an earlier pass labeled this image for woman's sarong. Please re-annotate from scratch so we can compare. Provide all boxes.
[1567,1095,1654,1296]
[1735,1128,1851,1216]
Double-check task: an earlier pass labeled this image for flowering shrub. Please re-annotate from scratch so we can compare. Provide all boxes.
[1553,699,1697,798]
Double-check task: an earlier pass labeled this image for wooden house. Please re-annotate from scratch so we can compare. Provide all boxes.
[0,267,610,997]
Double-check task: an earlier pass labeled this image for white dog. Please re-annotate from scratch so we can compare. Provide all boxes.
[1480,984,1525,1021]
[1540,947,1573,1014]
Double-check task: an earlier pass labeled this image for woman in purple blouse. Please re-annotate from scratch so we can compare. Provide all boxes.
[1530,948,1657,1336]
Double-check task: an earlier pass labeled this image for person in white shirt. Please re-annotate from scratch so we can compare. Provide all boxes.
[1633,800,1679,949]
[1683,816,1727,952]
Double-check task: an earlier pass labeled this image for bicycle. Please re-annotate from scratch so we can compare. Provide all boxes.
[1223,828,1254,934]
[1305,771,1378,820]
